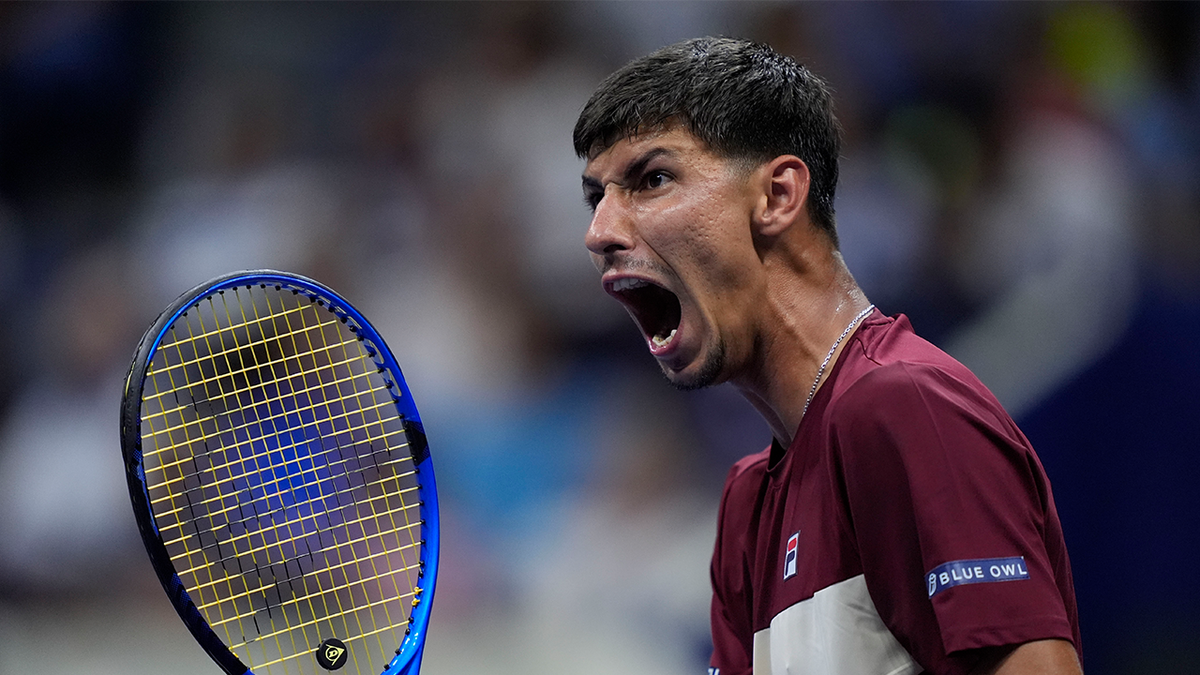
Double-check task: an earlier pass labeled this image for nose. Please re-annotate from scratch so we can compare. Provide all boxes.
[584,190,635,259]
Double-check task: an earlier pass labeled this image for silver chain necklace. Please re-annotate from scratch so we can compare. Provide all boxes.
[801,304,875,420]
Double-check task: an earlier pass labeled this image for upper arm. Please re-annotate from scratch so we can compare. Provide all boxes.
[970,638,1083,675]
[831,362,1080,667]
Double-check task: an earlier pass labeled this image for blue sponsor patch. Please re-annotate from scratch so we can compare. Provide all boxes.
[926,556,1029,598]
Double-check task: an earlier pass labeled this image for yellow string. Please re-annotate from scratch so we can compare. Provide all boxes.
[138,283,424,674]
[302,295,377,674]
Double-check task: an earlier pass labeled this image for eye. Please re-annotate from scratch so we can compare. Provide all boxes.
[642,170,671,190]
[582,182,604,212]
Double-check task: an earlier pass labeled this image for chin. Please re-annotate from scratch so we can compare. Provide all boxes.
[661,338,727,392]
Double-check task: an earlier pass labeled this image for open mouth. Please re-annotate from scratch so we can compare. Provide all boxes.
[609,277,682,350]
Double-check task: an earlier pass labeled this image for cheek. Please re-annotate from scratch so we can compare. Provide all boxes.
[659,202,755,290]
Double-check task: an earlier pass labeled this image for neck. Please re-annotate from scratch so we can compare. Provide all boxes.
[731,250,871,447]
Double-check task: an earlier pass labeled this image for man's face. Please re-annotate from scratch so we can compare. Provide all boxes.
[582,125,764,390]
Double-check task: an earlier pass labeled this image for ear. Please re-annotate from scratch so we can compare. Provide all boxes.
[751,155,810,239]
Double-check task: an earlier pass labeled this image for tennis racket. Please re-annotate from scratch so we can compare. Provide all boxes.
[119,270,439,675]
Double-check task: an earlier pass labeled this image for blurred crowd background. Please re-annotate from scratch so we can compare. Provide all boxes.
[0,2,1197,674]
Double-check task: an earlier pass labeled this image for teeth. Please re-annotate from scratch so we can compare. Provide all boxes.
[651,328,677,348]
[611,277,649,292]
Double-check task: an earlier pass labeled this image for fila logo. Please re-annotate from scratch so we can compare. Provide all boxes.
[783,531,799,580]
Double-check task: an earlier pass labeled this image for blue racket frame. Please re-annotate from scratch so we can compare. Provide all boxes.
[120,270,440,675]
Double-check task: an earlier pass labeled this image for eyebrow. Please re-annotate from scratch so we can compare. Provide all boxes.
[582,147,674,194]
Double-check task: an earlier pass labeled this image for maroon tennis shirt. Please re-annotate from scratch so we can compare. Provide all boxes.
[709,311,1080,675]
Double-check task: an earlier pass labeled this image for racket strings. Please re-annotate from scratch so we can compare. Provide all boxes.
[262,290,378,673]
[191,288,326,667]
[156,458,419,552]
[234,284,408,667]
[138,284,424,675]
[139,313,373,438]
[169,480,421,587]
[271,288,417,670]
[147,414,415,534]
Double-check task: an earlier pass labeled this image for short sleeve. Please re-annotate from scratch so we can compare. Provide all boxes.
[830,361,1076,669]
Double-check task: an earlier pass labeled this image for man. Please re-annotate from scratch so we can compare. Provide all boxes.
[573,37,1083,675]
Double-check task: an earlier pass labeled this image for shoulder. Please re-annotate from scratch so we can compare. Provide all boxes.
[831,314,1011,433]
[821,314,1033,476]
[838,359,995,426]
[711,448,770,608]
[718,447,772,514]
[713,447,772,564]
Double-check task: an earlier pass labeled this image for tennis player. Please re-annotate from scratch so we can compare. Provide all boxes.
[573,37,1083,675]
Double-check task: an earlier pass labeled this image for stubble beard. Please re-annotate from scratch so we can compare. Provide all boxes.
[662,336,727,392]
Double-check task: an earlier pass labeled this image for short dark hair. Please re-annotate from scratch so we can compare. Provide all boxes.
[574,37,842,243]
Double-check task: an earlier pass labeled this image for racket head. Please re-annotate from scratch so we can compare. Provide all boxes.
[120,270,439,675]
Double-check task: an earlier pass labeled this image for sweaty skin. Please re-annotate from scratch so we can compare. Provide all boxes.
[583,126,767,391]
[582,126,1083,675]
